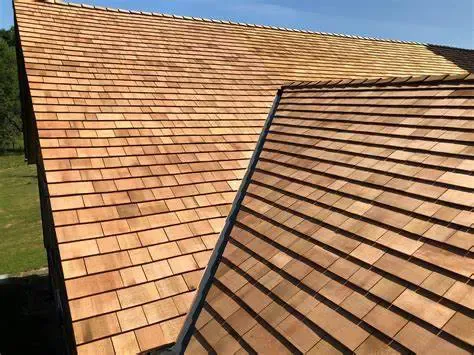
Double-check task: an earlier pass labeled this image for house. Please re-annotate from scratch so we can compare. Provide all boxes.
[13,0,473,353]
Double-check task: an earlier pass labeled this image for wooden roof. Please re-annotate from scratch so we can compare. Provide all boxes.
[13,0,474,353]
[183,74,474,354]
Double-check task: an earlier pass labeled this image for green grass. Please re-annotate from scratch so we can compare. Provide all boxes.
[0,154,45,274]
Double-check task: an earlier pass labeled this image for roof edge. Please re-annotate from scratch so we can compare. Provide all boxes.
[283,72,474,89]
[22,0,474,50]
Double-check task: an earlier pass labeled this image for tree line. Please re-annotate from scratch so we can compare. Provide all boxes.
[0,26,22,153]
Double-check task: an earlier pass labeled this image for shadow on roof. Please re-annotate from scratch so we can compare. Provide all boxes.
[427,45,474,73]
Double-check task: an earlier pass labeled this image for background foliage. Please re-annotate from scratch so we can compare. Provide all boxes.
[0,27,45,275]
[0,27,22,152]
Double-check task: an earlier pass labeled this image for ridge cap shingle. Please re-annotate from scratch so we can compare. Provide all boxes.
[283,72,474,89]
[24,0,473,50]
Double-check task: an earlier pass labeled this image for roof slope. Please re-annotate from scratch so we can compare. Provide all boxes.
[182,74,474,355]
[13,0,474,353]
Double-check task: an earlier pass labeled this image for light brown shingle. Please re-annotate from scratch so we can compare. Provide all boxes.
[186,76,474,354]
[14,0,473,352]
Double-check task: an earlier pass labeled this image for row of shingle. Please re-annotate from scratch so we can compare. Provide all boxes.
[37,0,436,46]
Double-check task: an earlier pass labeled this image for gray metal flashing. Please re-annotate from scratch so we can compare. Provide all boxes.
[154,88,283,355]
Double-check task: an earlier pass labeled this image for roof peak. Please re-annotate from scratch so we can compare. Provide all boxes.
[29,0,471,50]
[284,72,474,89]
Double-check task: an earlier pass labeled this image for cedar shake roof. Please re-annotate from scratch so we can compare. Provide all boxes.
[180,74,474,355]
[13,0,474,353]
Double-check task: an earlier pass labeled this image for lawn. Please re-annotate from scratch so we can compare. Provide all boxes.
[0,154,45,274]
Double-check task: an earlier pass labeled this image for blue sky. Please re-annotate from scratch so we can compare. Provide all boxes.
[1,0,473,48]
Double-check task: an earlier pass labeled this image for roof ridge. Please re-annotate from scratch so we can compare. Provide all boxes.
[283,73,474,89]
[34,0,473,50]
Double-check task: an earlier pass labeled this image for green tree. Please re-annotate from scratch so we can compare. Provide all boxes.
[0,26,22,152]
[0,27,16,47]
